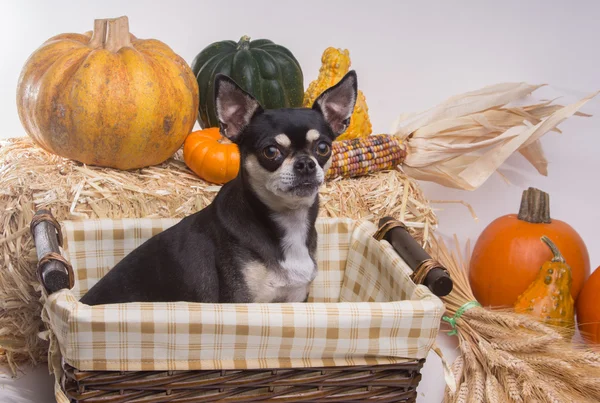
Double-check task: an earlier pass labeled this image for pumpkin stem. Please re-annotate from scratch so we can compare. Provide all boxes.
[517,187,551,224]
[89,19,108,48]
[89,16,132,52]
[237,36,251,50]
[541,236,566,263]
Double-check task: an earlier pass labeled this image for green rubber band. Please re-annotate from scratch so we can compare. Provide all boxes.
[442,301,481,336]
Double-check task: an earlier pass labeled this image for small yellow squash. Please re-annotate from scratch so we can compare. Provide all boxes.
[514,236,575,330]
[303,47,372,141]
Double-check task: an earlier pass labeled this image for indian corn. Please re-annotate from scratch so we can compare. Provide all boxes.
[326,134,406,180]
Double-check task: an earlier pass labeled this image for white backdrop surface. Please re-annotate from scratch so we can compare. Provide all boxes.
[1,1,599,402]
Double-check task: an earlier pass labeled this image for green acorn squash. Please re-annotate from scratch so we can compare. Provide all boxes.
[191,35,304,128]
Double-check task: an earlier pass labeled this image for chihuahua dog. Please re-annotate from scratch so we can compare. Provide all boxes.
[79,71,358,305]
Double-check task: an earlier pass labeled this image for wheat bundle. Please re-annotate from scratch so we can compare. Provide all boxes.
[432,236,600,403]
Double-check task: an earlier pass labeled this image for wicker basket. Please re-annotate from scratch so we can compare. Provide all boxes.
[31,211,451,403]
[60,361,425,402]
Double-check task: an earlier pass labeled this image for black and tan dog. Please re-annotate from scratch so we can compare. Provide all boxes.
[80,71,358,305]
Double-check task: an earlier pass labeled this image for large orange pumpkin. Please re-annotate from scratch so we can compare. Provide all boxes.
[576,267,600,346]
[183,128,240,184]
[469,187,590,307]
[16,16,199,170]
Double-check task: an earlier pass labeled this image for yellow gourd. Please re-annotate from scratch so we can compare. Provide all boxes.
[303,48,372,141]
[514,236,575,330]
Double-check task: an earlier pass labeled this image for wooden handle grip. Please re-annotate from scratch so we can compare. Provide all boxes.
[377,217,453,297]
[30,209,72,294]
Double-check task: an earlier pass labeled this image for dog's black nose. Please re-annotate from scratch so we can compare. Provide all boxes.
[294,157,317,174]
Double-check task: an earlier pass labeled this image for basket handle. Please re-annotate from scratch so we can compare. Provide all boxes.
[30,209,74,294]
[375,217,453,297]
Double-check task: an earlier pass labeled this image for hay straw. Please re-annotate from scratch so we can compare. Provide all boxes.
[0,136,437,374]
[431,235,600,403]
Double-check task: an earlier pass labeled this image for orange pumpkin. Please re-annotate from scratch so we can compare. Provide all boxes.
[576,267,600,345]
[16,16,199,170]
[183,128,240,184]
[470,187,590,307]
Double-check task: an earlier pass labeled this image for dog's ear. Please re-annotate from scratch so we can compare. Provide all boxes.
[312,70,358,137]
[214,74,263,142]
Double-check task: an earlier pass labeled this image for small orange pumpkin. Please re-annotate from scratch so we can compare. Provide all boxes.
[576,267,600,346]
[470,187,590,307]
[183,128,240,184]
[514,236,575,330]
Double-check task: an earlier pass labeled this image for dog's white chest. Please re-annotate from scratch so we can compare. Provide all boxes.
[244,210,316,303]
[274,210,317,286]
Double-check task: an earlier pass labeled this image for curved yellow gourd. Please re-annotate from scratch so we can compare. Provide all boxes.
[514,236,575,330]
[303,48,372,141]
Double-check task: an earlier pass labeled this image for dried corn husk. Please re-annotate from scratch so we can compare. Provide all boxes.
[392,83,599,190]
[432,235,600,403]
[0,136,437,373]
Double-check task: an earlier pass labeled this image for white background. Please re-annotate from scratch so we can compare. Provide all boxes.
[1,1,599,402]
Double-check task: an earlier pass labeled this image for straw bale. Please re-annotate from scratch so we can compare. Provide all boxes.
[0,137,437,372]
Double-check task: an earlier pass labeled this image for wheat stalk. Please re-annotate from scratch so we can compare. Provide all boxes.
[432,235,600,403]
[484,373,504,403]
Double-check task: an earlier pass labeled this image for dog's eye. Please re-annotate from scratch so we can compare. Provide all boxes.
[316,142,331,157]
[262,146,281,160]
